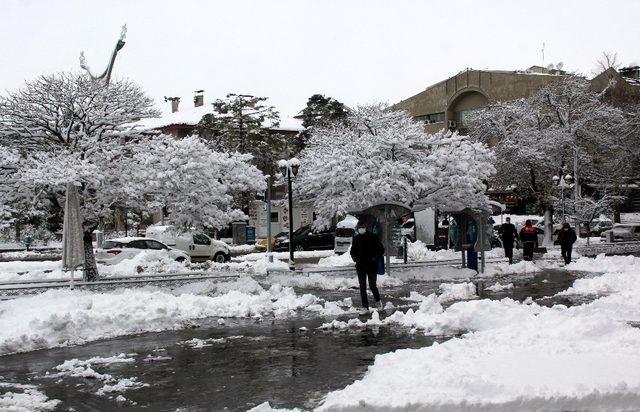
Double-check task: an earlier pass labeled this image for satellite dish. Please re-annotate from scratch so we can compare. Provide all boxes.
[547,64,555,70]
[556,62,564,70]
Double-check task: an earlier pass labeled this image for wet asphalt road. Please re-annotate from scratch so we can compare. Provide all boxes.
[0,269,583,411]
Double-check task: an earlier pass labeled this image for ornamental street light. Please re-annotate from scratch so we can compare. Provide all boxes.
[552,173,573,222]
[278,158,300,270]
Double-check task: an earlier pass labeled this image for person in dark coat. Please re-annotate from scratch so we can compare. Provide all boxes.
[498,217,519,264]
[519,220,537,261]
[350,219,385,314]
[557,222,577,265]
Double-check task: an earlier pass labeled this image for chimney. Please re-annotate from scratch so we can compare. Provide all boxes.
[164,96,180,113]
[194,90,204,107]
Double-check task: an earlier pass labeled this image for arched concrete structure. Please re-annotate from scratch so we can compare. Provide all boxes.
[446,88,490,129]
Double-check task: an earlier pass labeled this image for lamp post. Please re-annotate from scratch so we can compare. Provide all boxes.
[265,175,273,263]
[552,174,573,222]
[278,158,300,270]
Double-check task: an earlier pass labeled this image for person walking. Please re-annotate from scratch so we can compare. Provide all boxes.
[498,217,519,264]
[557,222,577,265]
[519,220,538,261]
[350,219,385,315]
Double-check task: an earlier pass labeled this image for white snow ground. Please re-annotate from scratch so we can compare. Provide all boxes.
[316,254,640,411]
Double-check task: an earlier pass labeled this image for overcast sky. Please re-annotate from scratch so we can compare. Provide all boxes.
[2,0,639,117]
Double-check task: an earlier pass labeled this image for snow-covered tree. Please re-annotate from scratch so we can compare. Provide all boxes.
[121,135,265,229]
[295,104,495,227]
[466,76,630,212]
[0,72,159,279]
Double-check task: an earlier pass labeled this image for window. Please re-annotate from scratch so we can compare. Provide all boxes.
[414,113,445,124]
[102,241,124,249]
[270,212,279,223]
[127,240,148,249]
[193,233,211,245]
[145,240,167,250]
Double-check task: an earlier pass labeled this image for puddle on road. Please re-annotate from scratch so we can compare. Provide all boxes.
[0,269,585,411]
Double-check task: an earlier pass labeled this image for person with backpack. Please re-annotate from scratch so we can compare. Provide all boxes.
[519,220,538,261]
[350,219,385,315]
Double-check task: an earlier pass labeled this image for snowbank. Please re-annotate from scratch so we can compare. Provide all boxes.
[267,273,403,291]
[318,254,640,410]
[317,252,354,267]
[0,281,350,355]
[0,382,60,411]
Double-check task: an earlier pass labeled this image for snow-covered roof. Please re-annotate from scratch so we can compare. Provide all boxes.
[134,103,304,132]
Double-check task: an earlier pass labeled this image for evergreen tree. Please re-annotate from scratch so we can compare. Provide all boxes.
[297,94,349,152]
[196,94,294,175]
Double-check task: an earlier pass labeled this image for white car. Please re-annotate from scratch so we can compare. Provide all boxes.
[95,237,190,265]
[145,225,231,263]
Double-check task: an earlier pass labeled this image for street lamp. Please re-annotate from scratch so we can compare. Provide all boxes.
[279,158,300,270]
[552,174,573,222]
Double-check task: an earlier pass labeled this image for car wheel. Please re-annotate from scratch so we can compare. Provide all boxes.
[213,252,227,263]
[294,244,305,252]
[175,257,186,263]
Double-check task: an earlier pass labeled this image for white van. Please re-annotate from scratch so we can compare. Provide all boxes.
[334,215,358,254]
[146,225,231,263]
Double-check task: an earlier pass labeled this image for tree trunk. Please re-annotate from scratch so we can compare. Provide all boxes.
[613,206,621,223]
[83,229,99,281]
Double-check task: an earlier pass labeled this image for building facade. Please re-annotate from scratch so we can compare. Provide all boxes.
[392,66,567,133]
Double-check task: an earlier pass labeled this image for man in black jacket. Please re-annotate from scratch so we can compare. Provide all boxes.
[350,219,385,314]
[557,222,577,265]
[498,217,519,264]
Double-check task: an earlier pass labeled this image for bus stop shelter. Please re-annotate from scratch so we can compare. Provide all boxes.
[348,201,412,276]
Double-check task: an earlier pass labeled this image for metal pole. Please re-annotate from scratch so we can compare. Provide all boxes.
[561,187,565,222]
[574,147,580,235]
[385,206,391,276]
[287,170,295,271]
[403,235,408,264]
[266,175,273,263]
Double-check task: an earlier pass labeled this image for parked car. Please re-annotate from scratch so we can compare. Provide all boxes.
[146,225,230,263]
[600,223,640,243]
[274,225,336,252]
[334,215,358,254]
[586,219,614,236]
[95,237,190,265]
[255,232,287,252]
[401,219,416,242]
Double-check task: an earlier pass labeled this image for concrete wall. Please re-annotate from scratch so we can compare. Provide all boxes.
[393,69,566,131]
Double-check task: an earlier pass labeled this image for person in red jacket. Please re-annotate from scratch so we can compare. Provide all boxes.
[519,220,538,261]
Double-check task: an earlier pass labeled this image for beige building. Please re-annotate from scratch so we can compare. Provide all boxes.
[392,65,567,133]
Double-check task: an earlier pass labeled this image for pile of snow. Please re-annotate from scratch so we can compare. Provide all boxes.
[237,250,334,262]
[267,273,403,291]
[0,382,60,411]
[100,250,190,277]
[0,260,63,282]
[406,241,459,261]
[438,282,477,302]
[318,254,640,410]
[481,259,546,277]
[251,256,290,275]
[485,282,515,292]
[317,252,354,267]
[0,282,351,355]
[50,354,146,396]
